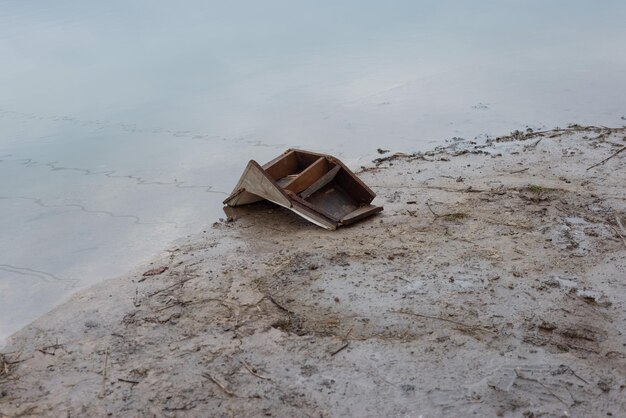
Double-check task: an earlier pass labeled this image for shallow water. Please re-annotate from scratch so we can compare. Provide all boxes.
[1,0,625,345]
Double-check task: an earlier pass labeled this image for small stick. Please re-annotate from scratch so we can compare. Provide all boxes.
[425,202,440,218]
[483,218,532,230]
[390,309,493,333]
[331,327,353,357]
[156,303,181,312]
[513,368,567,406]
[560,365,589,385]
[203,372,235,397]
[527,137,543,148]
[148,276,196,297]
[330,342,349,356]
[267,295,292,313]
[118,378,140,385]
[609,226,626,247]
[240,360,271,380]
[509,167,529,174]
[98,348,109,399]
[586,145,626,170]
[616,215,626,235]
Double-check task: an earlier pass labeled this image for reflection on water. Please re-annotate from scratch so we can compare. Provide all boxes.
[1,0,625,344]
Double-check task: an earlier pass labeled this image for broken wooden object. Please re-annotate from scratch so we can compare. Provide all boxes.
[223,149,383,230]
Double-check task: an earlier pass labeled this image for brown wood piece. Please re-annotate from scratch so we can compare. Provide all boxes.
[224,160,291,207]
[284,157,328,194]
[290,192,341,222]
[263,150,298,180]
[290,201,337,230]
[300,164,340,199]
[334,167,375,203]
[294,150,322,168]
[305,183,357,220]
[341,204,383,225]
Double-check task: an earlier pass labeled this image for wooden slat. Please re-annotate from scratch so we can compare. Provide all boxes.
[334,167,375,203]
[284,157,328,194]
[299,164,340,199]
[290,193,341,222]
[290,201,337,230]
[340,204,383,225]
[294,150,322,168]
[264,150,298,180]
[224,160,291,208]
[305,182,358,220]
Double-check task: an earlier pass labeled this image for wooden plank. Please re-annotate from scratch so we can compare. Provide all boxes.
[264,150,298,180]
[262,149,294,168]
[299,164,340,199]
[340,204,383,225]
[223,188,264,206]
[294,150,322,168]
[290,201,337,230]
[224,161,291,208]
[334,167,375,203]
[284,157,328,194]
[276,174,298,188]
[305,183,357,220]
[290,192,341,222]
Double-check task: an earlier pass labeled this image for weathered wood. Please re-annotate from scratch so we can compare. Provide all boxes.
[305,183,357,220]
[334,167,375,203]
[300,164,340,199]
[284,157,328,194]
[290,193,341,222]
[341,204,384,225]
[290,201,337,230]
[224,149,383,229]
[264,150,298,180]
[294,150,321,169]
[224,161,291,208]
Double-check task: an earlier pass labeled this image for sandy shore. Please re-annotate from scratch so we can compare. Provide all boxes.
[1,126,625,417]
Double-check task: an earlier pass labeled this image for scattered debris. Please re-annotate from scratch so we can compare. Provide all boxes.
[2,126,626,417]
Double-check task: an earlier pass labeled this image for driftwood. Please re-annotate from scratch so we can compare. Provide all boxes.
[224,149,383,229]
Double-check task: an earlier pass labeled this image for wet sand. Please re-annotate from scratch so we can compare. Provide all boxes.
[1,125,625,417]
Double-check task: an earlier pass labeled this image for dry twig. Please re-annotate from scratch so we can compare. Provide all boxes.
[118,378,140,385]
[240,360,271,380]
[390,309,493,334]
[586,145,626,170]
[513,368,568,406]
[330,342,349,357]
[148,275,197,297]
[509,167,529,174]
[616,215,626,235]
[203,372,236,397]
[331,327,354,357]
[98,348,109,399]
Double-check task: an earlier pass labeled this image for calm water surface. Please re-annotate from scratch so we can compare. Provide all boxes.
[1,1,625,344]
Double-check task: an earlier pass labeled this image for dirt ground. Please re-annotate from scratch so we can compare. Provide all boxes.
[1,126,625,417]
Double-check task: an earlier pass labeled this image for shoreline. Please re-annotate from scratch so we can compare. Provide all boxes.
[1,125,625,417]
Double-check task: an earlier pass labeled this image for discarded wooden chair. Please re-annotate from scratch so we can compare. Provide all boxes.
[223,149,383,229]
